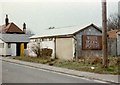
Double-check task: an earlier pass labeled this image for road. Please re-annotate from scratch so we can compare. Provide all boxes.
[2,60,107,83]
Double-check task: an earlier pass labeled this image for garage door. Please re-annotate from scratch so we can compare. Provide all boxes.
[56,38,74,60]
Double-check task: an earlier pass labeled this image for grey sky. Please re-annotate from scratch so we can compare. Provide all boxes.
[0,0,118,34]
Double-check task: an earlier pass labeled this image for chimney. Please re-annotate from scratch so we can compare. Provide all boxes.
[5,14,9,26]
[23,23,26,34]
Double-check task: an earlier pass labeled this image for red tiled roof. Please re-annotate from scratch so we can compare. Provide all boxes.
[107,30,120,38]
[0,22,24,34]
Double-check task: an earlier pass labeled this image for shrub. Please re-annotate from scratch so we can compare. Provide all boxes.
[41,48,53,57]
[109,57,120,66]
[84,56,102,65]
[31,43,53,58]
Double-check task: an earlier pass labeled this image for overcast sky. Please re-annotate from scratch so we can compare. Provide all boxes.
[0,0,119,34]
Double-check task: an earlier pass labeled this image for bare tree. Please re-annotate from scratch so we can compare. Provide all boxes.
[107,13,120,31]
[31,43,41,57]
[26,29,34,35]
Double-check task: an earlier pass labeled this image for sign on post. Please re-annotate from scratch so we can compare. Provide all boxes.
[82,35,102,50]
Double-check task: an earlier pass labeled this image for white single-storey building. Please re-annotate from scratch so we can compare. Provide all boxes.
[0,33,30,56]
[29,23,102,60]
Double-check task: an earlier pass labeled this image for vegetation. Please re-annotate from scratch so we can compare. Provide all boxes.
[107,13,120,31]
[13,56,120,75]
[54,56,120,75]
[13,56,51,64]
[31,43,52,58]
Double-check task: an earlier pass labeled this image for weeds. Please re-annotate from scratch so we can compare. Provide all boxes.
[13,56,120,75]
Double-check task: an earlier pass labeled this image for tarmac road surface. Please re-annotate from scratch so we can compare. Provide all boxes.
[2,60,108,84]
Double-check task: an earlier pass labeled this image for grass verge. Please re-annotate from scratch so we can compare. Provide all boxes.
[12,56,120,75]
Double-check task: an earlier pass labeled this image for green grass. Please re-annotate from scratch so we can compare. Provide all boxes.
[12,56,120,75]
[13,56,51,64]
[53,60,119,75]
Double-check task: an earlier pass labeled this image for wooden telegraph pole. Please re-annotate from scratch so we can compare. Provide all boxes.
[102,0,108,68]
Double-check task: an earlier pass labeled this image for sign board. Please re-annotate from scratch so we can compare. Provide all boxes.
[82,35,102,50]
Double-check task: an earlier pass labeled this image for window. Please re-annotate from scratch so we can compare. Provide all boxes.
[49,38,53,41]
[8,43,11,48]
[0,43,4,48]
[40,39,42,42]
[42,38,47,41]
[41,38,44,41]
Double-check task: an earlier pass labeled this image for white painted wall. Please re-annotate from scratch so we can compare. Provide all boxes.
[0,39,4,56]
[0,43,11,56]
[0,39,12,56]
[5,43,11,56]
[28,39,55,57]
[117,33,120,55]
[40,40,55,58]
[27,41,37,57]
[11,44,16,56]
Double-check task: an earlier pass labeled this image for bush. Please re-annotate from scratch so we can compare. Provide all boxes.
[84,56,102,65]
[31,43,53,58]
[81,56,120,67]
[41,48,53,57]
[109,57,120,66]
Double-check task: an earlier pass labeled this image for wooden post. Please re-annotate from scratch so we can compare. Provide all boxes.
[102,0,108,68]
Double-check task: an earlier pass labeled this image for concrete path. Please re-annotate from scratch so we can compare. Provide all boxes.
[1,57,120,84]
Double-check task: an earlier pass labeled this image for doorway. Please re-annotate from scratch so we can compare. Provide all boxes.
[16,43,20,56]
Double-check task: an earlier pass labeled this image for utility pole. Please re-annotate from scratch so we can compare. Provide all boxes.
[102,0,108,68]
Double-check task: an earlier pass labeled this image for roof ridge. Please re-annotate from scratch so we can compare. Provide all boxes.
[46,23,94,30]
[12,22,23,31]
[6,23,12,32]
[54,25,79,29]
[30,23,99,39]
[6,22,24,33]
[45,24,84,30]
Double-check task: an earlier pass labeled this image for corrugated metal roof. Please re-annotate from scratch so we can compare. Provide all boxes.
[30,23,101,39]
[0,33,30,43]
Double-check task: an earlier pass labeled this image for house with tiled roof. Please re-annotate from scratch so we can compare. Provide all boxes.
[107,29,120,39]
[0,15,25,34]
[107,29,120,56]
[0,15,30,56]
